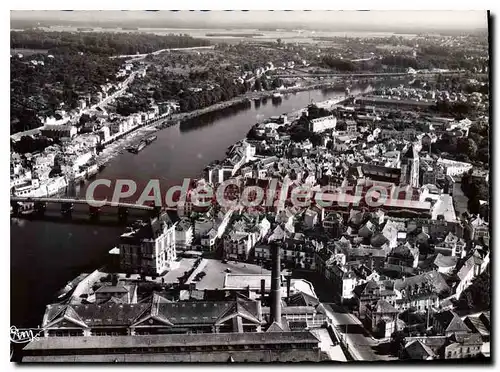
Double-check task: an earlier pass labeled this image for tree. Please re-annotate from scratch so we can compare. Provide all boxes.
[457,270,490,311]
[457,138,478,159]
[477,147,489,163]
[254,78,262,91]
[276,38,282,46]
[78,113,92,127]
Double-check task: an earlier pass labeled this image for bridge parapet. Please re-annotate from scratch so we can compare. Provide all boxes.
[10,197,154,211]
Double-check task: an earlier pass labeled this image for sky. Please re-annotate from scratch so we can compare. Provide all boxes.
[10,10,488,31]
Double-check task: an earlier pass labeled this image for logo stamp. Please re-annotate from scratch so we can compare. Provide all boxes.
[10,326,42,344]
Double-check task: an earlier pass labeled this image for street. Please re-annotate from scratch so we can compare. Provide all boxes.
[324,303,398,361]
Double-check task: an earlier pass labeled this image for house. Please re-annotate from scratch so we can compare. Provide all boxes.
[380,219,402,249]
[353,280,397,319]
[436,158,473,177]
[455,252,487,300]
[175,218,193,250]
[364,299,399,338]
[201,228,218,251]
[276,209,295,233]
[432,254,458,275]
[358,220,376,240]
[384,243,419,273]
[402,336,448,358]
[304,208,318,229]
[281,236,320,270]
[464,311,490,342]
[256,238,320,270]
[119,211,178,276]
[393,271,450,312]
[434,232,466,258]
[309,115,337,133]
[322,212,344,238]
[443,333,483,359]
[40,125,77,140]
[94,284,137,304]
[465,216,489,242]
[96,126,111,143]
[432,310,470,337]
[345,119,357,134]
[223,231,258,261]
[403,339,436,360]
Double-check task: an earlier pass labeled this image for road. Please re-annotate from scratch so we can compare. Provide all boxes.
[112,45,216,61]
[324,303,398,361]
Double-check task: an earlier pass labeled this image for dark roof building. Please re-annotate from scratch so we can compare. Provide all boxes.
[22,331,327,362]
[433,310,471,337]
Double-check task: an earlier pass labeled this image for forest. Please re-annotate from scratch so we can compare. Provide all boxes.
[11,30,211,56]
[11,53,123,134]
[10,30,212,134]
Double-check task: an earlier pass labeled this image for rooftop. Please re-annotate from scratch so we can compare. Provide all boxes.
[24,331,320,351]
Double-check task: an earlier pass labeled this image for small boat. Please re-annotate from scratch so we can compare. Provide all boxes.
[145,135,157,144]
[127,141,147,154]
[55,273,88,300]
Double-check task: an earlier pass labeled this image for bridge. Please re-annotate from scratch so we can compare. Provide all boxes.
[268,70,468,79]
[11,197,155,210]
[10,197,158,222]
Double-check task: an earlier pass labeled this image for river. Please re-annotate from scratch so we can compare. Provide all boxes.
[11,84,376,329]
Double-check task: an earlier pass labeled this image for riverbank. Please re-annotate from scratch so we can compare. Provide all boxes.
[93,78,377,168]
[11,84,375,336]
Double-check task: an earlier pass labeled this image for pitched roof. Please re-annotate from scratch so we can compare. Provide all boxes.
[374,299,398,314]
[433,254,458,269]
[403,144,417,159]
[266,321,286,332]
[24,332,321,351]
[457,255,477,280]
[395,271,450,295]
[95,285,129,294]
[464,316,490,337]
[433,310,470,334]
[215,300,261,325]
[448,333,483,346]
[370,233,389,248]
[43,297,261,329]
[405,340,434,359]
[287,291,320,307]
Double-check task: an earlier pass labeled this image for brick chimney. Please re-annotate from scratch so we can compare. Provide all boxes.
[270,243,282,325]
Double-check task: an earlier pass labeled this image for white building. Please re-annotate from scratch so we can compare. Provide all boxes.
[119,212,178,276]
[175,219,193,250]
[223,231,258,261]
[437,158,473,177]
[309,115,337,133]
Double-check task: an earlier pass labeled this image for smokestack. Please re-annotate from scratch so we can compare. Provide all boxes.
[270,243,282,325]
[286,275,291,302]
[260,279,266,303]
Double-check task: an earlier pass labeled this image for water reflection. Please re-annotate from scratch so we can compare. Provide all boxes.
[179,100,252,132]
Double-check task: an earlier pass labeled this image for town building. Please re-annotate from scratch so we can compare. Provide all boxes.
[119,212,178,276]
[40,125,78,140]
